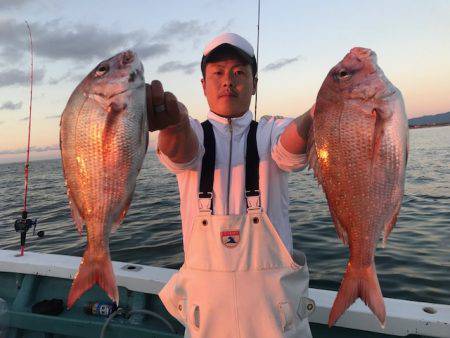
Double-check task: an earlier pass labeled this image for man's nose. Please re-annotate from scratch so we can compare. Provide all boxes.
[222,72,236,87]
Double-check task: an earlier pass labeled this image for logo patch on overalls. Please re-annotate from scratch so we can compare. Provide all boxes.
[221,230,240,247]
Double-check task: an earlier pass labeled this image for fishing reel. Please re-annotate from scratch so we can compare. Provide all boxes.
[14,211,44,255]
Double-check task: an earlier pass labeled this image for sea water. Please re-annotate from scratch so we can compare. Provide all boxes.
[0,126,449,306]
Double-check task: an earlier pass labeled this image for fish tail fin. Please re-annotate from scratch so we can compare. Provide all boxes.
[67,248,118,309]
[328,262,386,327]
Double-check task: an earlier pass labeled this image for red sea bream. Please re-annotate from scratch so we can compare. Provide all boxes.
[60,50,148,308]
[308,47,408,327]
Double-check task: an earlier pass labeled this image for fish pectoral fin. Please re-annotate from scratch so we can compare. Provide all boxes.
[86,93,109,111]
[67,192,85,234]
[370,109,385,173]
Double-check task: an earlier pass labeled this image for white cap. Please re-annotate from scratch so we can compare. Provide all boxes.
[201,33,257,76]
[203,32,255,58]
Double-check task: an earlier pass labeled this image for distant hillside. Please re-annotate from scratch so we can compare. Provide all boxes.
[408,112,450,128]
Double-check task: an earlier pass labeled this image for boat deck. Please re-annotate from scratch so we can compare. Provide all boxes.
[1,272,183,337]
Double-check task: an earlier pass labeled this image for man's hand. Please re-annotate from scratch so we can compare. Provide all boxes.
[146,80,198,163]
[146,80,188,132]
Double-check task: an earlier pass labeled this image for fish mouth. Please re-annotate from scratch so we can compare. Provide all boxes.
[375,89,397,100]
[354,87,397,101]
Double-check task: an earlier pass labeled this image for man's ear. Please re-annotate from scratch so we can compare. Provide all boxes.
[252,76,258,95]
[201,78,206,95]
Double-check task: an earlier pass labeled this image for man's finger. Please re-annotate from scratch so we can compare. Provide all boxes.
[164,92,180,124]
[177,101,188,115]
[151,80,165,107]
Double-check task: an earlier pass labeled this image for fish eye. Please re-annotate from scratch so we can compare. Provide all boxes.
[95,63,109,77]
[337,69,351,79]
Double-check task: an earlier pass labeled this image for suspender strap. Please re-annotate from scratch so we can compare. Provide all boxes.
[245,120,260,195]
[199,119,260,211]
[200,120,215,198]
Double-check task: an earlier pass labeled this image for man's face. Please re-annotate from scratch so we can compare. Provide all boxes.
[201,57,257,118]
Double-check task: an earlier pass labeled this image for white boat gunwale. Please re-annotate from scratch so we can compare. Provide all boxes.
[0,250,448,337]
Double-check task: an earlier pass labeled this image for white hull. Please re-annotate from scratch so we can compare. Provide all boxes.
[0,249,448,337]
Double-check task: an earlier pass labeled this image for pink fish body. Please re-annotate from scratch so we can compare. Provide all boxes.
[308,47,408,327]
[60,50,148,308]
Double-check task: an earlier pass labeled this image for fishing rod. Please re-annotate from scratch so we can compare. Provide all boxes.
[14,21,43,256]
[24,21,33,217]
[254,0,261,121]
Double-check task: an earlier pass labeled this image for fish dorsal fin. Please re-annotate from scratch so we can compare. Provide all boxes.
[141,105,149,153]
[306,121,325,187]
[328,204,348,245]
[60,131,85,234]
[307,106,348,245]
[143,120,149,154]
[67,188,84,234]
[381,199,402,247]
[110,101,147,234]
[111,194,133,233]
[405,132,409,165]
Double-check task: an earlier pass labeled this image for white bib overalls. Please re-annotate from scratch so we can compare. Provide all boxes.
[159,121,314,338]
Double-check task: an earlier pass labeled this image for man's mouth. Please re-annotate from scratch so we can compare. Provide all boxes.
[219,92,238,98]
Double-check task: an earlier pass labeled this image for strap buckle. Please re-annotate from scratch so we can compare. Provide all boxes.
[198,192,213,199]
[245,190,261,210]
[198,192,213,212]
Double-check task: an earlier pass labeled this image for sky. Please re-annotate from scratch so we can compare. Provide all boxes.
[0,0,449,163]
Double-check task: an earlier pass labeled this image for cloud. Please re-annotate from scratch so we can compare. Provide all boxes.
[0,101,23,110]
[217,19,235,33]
[0,18,170,64]
[133,43,170,60]
[0,68,45,87]
[48,71,84,85]
[0,18,26,61]
[46,44,169,85]
[0,144,59,155]
[34,23,135,61]
[19,116,29,121]
[157,61,198,74]
[0,0,32,9]
[152,20,211,41]
[45,114,60,119]
[0,121,3,125]
[263,56,303,72]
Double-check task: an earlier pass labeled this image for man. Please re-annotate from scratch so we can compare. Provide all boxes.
[147,33,315,338]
